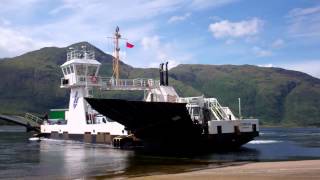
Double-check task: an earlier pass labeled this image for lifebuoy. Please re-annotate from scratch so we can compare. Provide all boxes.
[90,76,97,83]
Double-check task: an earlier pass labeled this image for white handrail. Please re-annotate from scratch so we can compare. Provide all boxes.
[24,113,43,126]
[60,75,160,91]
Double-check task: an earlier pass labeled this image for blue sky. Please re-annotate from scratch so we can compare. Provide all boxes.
[0,0,320,78]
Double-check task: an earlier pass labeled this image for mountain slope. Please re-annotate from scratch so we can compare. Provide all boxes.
[0,42,199,114]
[170,64,320,126]
[0,42,319,126]
[0,42,114,114]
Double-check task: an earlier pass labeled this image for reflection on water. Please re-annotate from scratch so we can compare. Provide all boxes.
[0,127,320,179]
[37,140,134,178]
[0,125,26,132]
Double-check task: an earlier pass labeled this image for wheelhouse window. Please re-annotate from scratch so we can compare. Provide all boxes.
[66,66,71,74]
[70,65,74,73]
[88,66,97,76]
[76,64,85,75]
[192,107,200,116]
[62,67,67,75]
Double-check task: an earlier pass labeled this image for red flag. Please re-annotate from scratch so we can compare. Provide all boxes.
[126,42,134,48]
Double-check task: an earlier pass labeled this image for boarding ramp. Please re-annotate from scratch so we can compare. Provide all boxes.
[24,113,43,127]
[205,98,232,120]
[179,96,236,121]
[0,113,42,132]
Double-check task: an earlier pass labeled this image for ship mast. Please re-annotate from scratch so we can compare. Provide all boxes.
[113,26,121,81]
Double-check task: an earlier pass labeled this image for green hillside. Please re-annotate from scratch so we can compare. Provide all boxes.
[0,42,319,126]
[0,42,199,114]
[170,64,320,126]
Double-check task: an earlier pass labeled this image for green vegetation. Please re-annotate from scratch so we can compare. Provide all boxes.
[170,64,320,126]
[0,42,319,127]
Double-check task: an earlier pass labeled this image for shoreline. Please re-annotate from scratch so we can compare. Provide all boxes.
[127,160,320,180]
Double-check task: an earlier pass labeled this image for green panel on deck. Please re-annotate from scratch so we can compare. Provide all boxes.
[49,110,65,120]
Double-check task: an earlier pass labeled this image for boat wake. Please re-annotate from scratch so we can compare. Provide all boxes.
[248,140,282,144]
[28,137,41,141]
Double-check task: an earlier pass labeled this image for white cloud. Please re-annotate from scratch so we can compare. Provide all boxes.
[168,13,191,23]
[0,0,40,12]
[125,35,194,68]
[148,59,181,69]
[225,39,235,45]
[0,18,11,26]
[287,5,320,38]
[50,0,184,22]
[252,46,272,57]
[0,0,237,66]
[208,18,264,39]
[288,6,320,18]
[0,0,171,58]
[282,60,320,79]
[258,64,273,68]
[0,0,194,59]
[271,39,284,48]
[141,36,161,50]
[121,24,156,42]
[0,26,52,57]
[258,60,320,79]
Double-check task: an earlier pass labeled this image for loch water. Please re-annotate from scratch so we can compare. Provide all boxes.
[0,126,320,179]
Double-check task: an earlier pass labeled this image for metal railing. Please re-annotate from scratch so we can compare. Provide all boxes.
[206,98,230,120]
[61,76,160,91]
[24,113,43,126]
[67,49,95,61]
[179,97,232,121]
[100,77,159,90]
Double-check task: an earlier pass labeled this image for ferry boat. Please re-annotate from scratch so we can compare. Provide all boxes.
[39,27,259,151]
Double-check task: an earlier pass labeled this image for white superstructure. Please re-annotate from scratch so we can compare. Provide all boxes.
[41,47,127,136]
[179,96,259,135]
[143,62,259,136]
[144,89,259,136]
